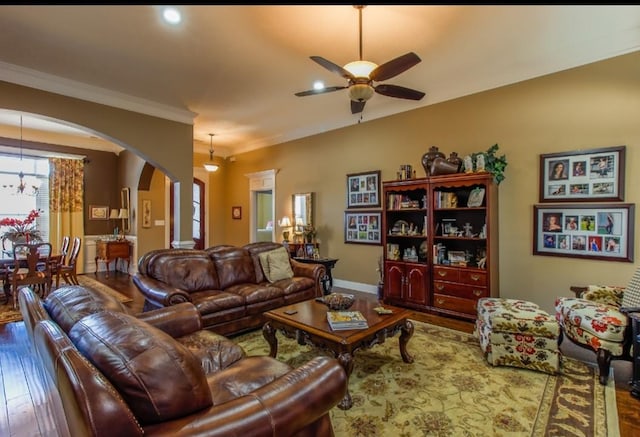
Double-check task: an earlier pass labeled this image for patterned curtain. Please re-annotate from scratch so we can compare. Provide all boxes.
[49,158,85,274]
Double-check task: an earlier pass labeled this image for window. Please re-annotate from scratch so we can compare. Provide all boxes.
[0,153,50,249]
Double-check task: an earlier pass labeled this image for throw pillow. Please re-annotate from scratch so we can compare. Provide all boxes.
[621,267,640,309]
[267,247,294,282]
[258,247,293,282]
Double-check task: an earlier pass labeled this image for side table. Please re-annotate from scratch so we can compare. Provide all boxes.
[95,240,131,278]
[631,313,640,399]
[293,257,338,294]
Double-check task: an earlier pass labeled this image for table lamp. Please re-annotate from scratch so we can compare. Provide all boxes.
[278,216,292,242]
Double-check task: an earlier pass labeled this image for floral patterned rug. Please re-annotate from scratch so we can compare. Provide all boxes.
[0,274,132,325]
[233,321,619,437]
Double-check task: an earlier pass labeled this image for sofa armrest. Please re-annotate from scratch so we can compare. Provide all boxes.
[135,302,202,338]
[132,274,191,307]
[290,259,326,297]
[143,356,347,437]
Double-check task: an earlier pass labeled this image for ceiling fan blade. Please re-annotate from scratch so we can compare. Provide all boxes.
[351,100,366,114]
[310,56,355,81]
[374,84,425,101]
[369,52,421,82]
[295,86,348,97]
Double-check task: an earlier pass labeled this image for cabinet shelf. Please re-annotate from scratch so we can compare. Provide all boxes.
[433,236,486,241]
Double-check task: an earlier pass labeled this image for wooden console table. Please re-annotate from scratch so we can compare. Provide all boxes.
[95,240,131,278]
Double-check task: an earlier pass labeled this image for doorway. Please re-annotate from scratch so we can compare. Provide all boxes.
[170,177,205,249]
[254,190,273,242]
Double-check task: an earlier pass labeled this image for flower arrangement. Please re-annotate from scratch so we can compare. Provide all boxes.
[303,225,316,243]
[0,209,42,243]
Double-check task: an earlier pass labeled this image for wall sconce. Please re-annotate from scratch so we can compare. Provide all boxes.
[278,216,292,242]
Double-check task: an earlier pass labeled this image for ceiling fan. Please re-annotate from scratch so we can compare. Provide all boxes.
[295,5,426,114]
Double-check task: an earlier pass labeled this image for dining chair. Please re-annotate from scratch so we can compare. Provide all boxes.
[7,242,53,309]
[49,235,70,288]
[56,237,81,287]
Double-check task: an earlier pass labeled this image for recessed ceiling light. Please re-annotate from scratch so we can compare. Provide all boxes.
[162,7,182,25]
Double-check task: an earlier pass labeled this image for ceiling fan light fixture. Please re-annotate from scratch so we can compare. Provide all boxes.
[349,83,374,102]
[343,60,377,79]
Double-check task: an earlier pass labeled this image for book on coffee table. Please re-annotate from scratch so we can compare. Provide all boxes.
[327,310,369,330]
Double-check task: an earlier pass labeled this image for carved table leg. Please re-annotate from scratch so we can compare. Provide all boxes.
[262,322,278,358]
[399,319,414,364]
[336,352,354,410]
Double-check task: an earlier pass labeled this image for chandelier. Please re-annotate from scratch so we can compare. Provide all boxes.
[1,115,42,196]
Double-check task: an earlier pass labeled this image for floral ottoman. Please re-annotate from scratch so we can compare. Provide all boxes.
[474,297,561,374]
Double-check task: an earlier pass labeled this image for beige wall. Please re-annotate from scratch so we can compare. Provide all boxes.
[137,168,167,256]
[218,51,640,314]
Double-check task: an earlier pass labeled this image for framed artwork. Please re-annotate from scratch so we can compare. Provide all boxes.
[539,146,625,202]
[232,206,242,220]
[533,204,634,262]
[89,205,108,220]
[344,210,382,245]
[304,243,315,258]
[346,170,381,208]
[142,199,152,228]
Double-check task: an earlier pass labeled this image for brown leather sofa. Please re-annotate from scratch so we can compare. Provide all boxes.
[19,285,348,437]
[133,242,326,335]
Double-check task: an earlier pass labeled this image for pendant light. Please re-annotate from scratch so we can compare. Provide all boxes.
[204,133,219,172]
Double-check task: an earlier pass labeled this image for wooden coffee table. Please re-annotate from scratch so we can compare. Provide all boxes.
[262,292,414,410]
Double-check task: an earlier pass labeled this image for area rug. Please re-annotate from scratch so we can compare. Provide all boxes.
[233,321,619,437]
[0,274,132,325]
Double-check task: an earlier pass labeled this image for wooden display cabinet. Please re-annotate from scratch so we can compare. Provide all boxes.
[382,173,499,320]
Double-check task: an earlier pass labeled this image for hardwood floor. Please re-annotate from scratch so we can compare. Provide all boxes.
[1,273,637,436]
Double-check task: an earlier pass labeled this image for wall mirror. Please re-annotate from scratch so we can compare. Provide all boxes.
[292,192,314,233]
[121,187,131,233]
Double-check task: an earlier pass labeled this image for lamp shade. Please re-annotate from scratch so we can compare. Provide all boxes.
[117,208,128,219]
[109,209,120,219]
[279,216,292,227]
[204,162,219,172]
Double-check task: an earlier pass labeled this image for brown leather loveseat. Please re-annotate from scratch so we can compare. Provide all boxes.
[19,285,348,437]
[133,242,326,335]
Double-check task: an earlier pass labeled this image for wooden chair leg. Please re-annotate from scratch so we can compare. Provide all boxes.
[596,348,612,385]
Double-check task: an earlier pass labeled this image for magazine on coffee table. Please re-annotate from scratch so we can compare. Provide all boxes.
[327,311,369,330]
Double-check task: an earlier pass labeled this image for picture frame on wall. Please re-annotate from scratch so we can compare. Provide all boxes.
[142,199,152,228]
[344,210,382,245]
[346,170,381,208]
[89,205,108,220]
[539,145,625,202]
[231,206,242,220]
[533,203,634,262]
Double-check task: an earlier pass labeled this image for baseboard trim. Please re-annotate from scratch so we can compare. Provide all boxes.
[333,279,377,295]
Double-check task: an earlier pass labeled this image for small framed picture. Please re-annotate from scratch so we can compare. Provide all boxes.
[304,243,315,258]
[89,205,108,220]
[142,199,152,228]
[232,206,242,220]
[467,187,485,207]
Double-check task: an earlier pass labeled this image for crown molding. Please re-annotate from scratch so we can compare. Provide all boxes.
[0,61,197,125]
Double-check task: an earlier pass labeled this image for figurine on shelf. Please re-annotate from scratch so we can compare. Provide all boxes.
[476,153,486,172]
[463,155,474,173]
[463,222,473,238]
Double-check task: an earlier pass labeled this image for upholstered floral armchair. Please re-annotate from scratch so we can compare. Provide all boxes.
[555,268,640,384]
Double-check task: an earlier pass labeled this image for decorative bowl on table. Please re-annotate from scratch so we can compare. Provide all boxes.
[322,293,355,311]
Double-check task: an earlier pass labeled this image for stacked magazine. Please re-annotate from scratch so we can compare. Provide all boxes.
[327,311,369,331]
